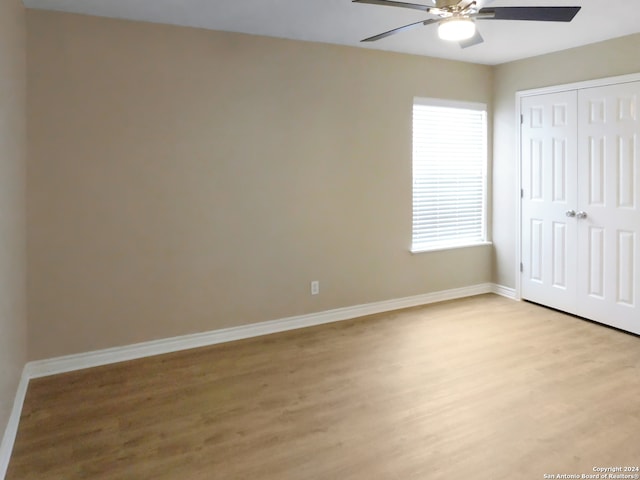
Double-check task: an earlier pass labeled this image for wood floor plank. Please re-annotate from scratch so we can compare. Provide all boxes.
[7,294,640,479]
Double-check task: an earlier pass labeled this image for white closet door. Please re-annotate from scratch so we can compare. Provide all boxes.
[576,81,640,334]
[521,91,578,312]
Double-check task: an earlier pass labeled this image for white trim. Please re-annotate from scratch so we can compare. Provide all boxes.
[413,96,487,111]
[0,368,30,480]
[514,71,640,301]
[410,241,493,254]
[515,92,523,300]
[491,284,517,300]
[26,283,496,378]
[516,72,640,98]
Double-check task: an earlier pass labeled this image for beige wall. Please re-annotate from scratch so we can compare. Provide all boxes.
[0,0,26,437]
[27,11,493,359]
[492,34,640,288]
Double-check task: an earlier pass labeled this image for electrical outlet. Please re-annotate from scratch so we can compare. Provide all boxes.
[311,281,320,295]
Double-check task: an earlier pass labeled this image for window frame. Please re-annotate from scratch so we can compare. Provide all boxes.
[411,97,490,254]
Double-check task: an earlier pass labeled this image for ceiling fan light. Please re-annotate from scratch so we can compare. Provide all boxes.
[438,18,476,41]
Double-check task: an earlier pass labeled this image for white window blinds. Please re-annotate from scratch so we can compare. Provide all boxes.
[412,99,487,252]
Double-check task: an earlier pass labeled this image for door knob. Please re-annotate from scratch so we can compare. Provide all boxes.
[576,211,588,219]
[565,210,576,217]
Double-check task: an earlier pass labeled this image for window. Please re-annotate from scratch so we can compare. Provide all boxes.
[412,98,488,252]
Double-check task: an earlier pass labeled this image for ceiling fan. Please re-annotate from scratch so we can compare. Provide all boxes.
[354,0,581,48]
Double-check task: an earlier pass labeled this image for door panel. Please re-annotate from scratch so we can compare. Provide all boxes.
[587,226,605,298]
[552,138,567,202]
[530,218,543,282]
[617,230,635,306]
[521,91,578,312]
[576,82,640,334]
[588,137,606,205]
[551,222,567,288]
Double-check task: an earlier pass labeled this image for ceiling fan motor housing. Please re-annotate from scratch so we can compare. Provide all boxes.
[436,0,474,10]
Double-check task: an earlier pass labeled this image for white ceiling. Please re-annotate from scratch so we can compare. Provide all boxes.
[22,0,640,65]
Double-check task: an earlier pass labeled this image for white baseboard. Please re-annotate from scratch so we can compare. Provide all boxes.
[491,284,517,299]
[2,283,511,478]
[0,368,30,480]
[26,283,498,379]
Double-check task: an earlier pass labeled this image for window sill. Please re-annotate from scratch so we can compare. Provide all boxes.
[410,241,493,255]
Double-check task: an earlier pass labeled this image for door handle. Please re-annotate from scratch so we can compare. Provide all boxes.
[576,211,588,219]
[565,210,576,217]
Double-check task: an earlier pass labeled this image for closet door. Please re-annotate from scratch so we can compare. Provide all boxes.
[576,81,640,334]
[521,91,578,313]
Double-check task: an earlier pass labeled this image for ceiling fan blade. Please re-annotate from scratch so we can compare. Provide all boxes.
[361,18,439,42]
[478,6,581,22]
[352,0,434,13]
[459,30,484,48]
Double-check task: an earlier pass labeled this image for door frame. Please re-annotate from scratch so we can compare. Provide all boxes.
[514,72,640,300]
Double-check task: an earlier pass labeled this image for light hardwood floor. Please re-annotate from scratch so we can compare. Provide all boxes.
[7,294,640,479]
